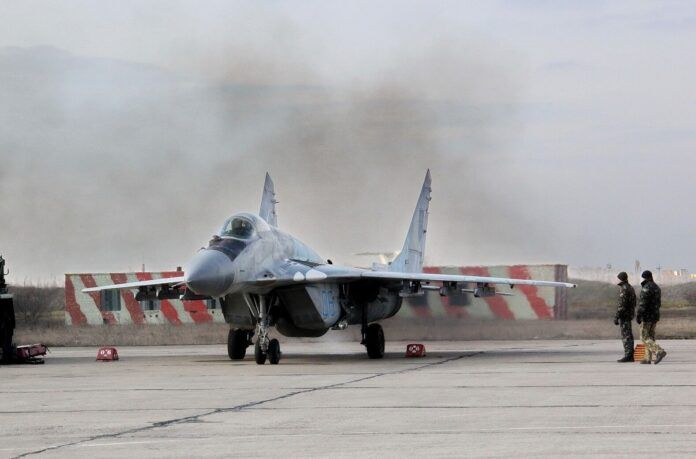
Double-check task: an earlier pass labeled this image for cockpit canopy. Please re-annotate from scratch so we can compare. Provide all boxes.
[218,213,270,240]
[221,216,255,239]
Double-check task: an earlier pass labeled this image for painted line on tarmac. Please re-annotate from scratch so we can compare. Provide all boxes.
[11,351,480,458]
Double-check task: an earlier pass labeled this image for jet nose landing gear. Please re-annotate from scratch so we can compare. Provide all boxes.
[252,295,281,364]
[254,338,281,365]
[268,339,281,364]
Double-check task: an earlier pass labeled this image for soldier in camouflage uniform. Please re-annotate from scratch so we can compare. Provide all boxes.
[636,270,667,364]
[614,272,636,362]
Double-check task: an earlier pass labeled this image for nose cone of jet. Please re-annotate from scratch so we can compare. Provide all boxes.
[185,250,235,297]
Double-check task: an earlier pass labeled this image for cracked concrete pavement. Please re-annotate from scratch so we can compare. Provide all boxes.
[1,340,695,458]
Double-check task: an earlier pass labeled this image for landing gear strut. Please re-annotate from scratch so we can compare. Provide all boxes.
[227,329,251,360]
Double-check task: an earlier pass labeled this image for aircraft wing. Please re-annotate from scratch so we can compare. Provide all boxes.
[252,262,575,289]
[360,271,576,289]
[82,276,186,293]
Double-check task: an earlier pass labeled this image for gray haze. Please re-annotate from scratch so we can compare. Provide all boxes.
[1,1,695,282]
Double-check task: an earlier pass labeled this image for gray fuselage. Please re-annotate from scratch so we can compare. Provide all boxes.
[184,213,402,337]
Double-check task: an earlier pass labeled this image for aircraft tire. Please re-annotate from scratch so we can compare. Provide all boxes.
[227,329,248,360]
[254,339,267,365]
[268,339,281,364]
[365,323,385,359]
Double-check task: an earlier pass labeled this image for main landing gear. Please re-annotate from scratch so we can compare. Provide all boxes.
[227,329,251,360]
[360,315,385,360]
[359,301,385,359]
[364,323,385,359]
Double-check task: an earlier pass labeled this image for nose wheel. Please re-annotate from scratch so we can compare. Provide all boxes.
[252,294,281,364]
[268,339,281,364]
[254,339,267,364]
[255,338,281,365]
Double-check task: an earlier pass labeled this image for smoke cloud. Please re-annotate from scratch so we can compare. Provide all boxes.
[3,2,694,281]
[0,34,551,283]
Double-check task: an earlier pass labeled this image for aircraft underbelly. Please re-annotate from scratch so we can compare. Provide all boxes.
[221,293,254,329]
[367,293,402,322]
[277,285,341,330]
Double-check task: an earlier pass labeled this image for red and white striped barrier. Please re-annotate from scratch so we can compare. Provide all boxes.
[401,265,568,320]
[64,272,225,326]
[65,264,568,325]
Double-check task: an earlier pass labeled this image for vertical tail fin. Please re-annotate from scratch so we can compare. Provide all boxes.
[259,172,278,227]
[389,170,431,273]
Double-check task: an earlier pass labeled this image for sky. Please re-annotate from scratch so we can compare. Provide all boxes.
[1,1,695,283]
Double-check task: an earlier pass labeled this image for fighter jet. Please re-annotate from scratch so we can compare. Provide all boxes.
[84,171,575,364]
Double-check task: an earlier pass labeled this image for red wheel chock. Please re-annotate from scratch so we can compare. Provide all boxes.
[406,343,426,357]
[97,347,119,361]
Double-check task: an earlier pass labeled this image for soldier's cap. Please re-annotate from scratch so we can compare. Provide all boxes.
[641,270,653,279]
[617,272,628,282]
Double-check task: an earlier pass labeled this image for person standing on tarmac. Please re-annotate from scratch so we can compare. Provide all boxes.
[614,272,636,362]
[636,270,667,364]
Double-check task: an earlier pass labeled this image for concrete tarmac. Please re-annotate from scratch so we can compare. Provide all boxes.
[1,340,695,458]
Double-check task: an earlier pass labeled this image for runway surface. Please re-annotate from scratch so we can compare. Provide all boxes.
[1,340,695,458]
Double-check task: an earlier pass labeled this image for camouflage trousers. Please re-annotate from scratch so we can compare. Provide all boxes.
[640,321,664,361]
[619,320,634,357]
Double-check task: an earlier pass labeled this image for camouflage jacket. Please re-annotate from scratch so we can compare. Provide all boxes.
[637,279,661,323]
[615,281,636,322]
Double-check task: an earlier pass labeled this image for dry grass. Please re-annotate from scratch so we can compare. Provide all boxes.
[14,316,696,347]
[14,324,230,347]
[567,279,696,319]
[9,280,696,346]
[384,317,696,340]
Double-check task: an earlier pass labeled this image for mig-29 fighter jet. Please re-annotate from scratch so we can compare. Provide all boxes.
[84,171,575,364]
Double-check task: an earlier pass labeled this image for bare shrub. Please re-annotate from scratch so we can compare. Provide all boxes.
[10,283,64,327]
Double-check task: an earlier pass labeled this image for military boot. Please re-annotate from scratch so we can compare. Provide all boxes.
[617,354,634,363]
[654,350,667,365]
